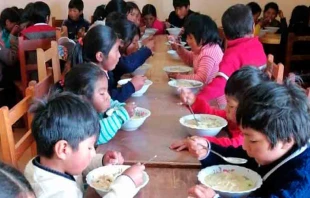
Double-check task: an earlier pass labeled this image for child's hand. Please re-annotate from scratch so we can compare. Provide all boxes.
[125,102,137,117]
[188,185,216,198]
[123,163,145,187]
[279,10,284,19]
[103,150,124,165]
[131,75,147,91]
[180,88,196,106]
[11,25,20,36]
[187,136,209,160]
[170,139,188,151]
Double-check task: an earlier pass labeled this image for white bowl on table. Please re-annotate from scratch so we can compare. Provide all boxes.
[167,50,181,60]
[121,107,151,131]
[163,66,192,78]
[167,28,182,36]
[264,27,279,33]
[168,79,203,95]
[198,165,263,198]
[179,114,227,136]
[86,165,149,197]
[131,63,152,76]
[144,28,157,35]
[118,78,153,97]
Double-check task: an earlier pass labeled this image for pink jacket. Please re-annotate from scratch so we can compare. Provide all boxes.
[152,19,165,35]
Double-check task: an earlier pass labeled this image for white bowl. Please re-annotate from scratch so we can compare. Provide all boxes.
[168,79,203,95]
[167,50,181,60]
[167,28,182,36]
[259,29,269,37]
[131,64,152,76]
[86,165,149,197]
[179,114,228,136]
[144,28,157,35]
[163,66,192,78]
[165,41,186,46]
[264,27,279,33]
[121,107,151,131]
[118,78,153,97]
[198,165,263,198]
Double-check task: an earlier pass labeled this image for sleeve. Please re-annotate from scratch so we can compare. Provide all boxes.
[191,96,227,118]
[103,175,137,198]
[205,128,243,148]
[109,82,135,103]
[0,35,18,66]
[176,47,194,66]
[62,20,69,27]
[195,77,227,102]
[83,154,104,176]
[110,99,126,108]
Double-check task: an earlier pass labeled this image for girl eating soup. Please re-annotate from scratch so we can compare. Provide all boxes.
[142,4,165,35]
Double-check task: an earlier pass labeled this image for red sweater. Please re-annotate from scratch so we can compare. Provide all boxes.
[195,37,267,103]
[192,97,243,148]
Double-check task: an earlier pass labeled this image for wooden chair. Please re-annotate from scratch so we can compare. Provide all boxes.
[0,74,54,169]
[52,17,64,28]
[218,27,227,52]
[285,32,310,75]
[37,41,61,83]
[18,37,53,94]
[266,54,284,84]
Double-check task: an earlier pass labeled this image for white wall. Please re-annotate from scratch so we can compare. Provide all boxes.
[1,0,309,25]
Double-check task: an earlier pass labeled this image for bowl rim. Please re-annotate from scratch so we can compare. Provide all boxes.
[131,107,151,119]
[145,28,158,32]
[197,164,263,194]
[168,79,203,88]
[118,78,153,86]
[166,27,182,31]
[179,114,228,129]
[167,50,178,54]
[264,26,280,30]
[163,65,192,73]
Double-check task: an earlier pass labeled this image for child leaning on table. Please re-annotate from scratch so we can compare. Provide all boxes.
[187,81,310,198]
[24,92,145,198]
[170,66,270,150]
[64,63,135,145]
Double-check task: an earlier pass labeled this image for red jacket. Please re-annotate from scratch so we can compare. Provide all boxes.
[195,37,267,103]
[192,96,243,148]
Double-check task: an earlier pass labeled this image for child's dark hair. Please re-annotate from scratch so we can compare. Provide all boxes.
[30,92,100,158]
[264,2,279,14]
[225,66,270,102]
[289,5,310,34]
[184,13,221,46]
[222,4,254,40]
[64,63,107,100]
[0,7,20,29]
[173,0,190,9]
[20,3,34,25]
[237,81,310,148]
[104,0,127,19]
[92,4,106,24]
[247,2,262,15]
[70,25,118,68]
[142,4,157,18]
[68,0,84,12]
[28,1,51,24]
[126,2,141,15]
[0,162,34,197]
[105,11,126,27]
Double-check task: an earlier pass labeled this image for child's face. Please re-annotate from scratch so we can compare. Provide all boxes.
[253,12,261,24]
[127,9,140,26]
[65,135,97,175]
[5,19,17,32]
[92,76,111,113]
[241,127,293,165]
[186,34,200,52]
[225,96,238,123]
[175,6,189,19]
[144,14,156,28]
[264,8,277,21]
[69,8,82,21]
[126,34,140,55]
[102,39,121,71]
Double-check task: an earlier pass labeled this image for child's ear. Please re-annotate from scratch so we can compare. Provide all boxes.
[46,16,50,24]
[54,140,72,160]
[95,51,105,63]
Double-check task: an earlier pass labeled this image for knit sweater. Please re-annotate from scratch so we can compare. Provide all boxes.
[191,101,242,148]
[195,37,266,105]
[97,100,130,145]
[200,143,310,197]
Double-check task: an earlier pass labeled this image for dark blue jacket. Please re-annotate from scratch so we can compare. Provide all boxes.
[62,15,90,40]
[108,71,135,103]
[201,143,310,197]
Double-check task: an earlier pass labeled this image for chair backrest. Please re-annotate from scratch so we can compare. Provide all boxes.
[285,32,310,75]
[37,41,61,83]
[218,27,227,52]
[52,17,64,28]
[0,74,54,169]
[267,54,284,84]
[18,37,53,94]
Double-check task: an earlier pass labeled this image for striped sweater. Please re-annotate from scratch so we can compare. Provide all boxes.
[97,100,130,145]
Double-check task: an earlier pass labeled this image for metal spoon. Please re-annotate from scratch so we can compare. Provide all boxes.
[210,150,247,164]
[188,105,201,126]
[142,155,157,165]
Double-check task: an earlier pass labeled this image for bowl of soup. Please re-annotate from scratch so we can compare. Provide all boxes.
[168,79,203,95]
[131,64,152,76]
[167,28,182,37]
[144,28,157,35]
[121,107,151,131]
[264,27,279,33]
[118,78,153,97]
[86,165,149,197]
[198,165,263,198]
[163,66,192,78]
[179,114,227,136]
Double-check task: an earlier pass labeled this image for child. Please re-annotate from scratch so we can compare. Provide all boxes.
[62,0,90,41]
[167,0,194,28]
[126,2,141,27]
[187,81,310,197]
[104,0,127,19]
[91,4,106,24]
[64,63,135,144]
[170,66,270,150]
[24,92,145,198]
[70,25,145,102]
[289,5,310,35]
[142,4,165,35]
[180,4,266,110]
[0,162,35,198]
[258,2,287,32]
[247,2,262,36]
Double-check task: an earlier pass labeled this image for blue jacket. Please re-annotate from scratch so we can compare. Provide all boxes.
[62,15,90,40]
[201,143,310,197]
[108,71,135,103]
